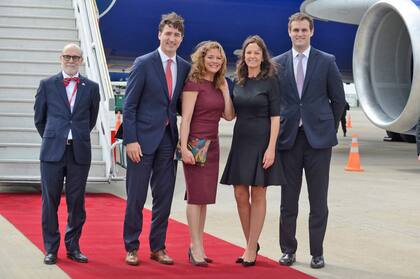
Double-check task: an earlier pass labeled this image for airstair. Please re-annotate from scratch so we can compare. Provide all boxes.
[0,0,117,183]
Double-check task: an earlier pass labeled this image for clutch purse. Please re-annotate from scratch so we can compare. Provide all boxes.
[174,137,211,166]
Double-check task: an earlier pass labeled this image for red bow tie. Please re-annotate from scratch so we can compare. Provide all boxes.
[63,77,80,87]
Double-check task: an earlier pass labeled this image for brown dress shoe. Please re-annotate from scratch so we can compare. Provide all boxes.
[150,249,174,265]
[125,250,139,266]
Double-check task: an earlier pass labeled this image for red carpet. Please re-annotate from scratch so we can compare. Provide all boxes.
[0,193,314,279]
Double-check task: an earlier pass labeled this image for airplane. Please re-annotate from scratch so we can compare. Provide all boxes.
[95,0,420,142]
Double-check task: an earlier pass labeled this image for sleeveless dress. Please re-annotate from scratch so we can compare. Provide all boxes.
[182,80,225,204]
[220,77,286,186]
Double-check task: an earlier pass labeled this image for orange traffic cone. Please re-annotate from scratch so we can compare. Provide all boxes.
[345,134,364,172]
[346,112,352,128]
[115,111,122,130]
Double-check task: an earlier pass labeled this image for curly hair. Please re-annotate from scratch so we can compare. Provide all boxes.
[187,41,227,90]
[236,35,277,86]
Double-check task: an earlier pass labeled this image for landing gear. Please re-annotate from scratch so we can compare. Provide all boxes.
[384,131,415,143]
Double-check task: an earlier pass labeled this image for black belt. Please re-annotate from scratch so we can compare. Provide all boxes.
[66,139,73,145]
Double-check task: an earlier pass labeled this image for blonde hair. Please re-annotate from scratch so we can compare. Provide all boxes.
[187,41,227,90]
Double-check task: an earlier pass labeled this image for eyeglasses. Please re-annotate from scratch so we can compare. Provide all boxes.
[62,55,82,62]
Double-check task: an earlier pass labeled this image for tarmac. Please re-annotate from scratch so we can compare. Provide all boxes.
[1,107,420,279]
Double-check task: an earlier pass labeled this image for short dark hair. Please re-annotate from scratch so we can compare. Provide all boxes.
[159,12,185,36]
[236,35,277,86]
[288,12,314,31]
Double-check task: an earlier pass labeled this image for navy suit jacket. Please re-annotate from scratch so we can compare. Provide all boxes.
[34,72,100,164]
[273,48,346,150]
[123,50,190,154]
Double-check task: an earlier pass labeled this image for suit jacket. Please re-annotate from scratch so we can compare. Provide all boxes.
[34,72,100,164]
[273,47,346,150]
[123,50,190,154]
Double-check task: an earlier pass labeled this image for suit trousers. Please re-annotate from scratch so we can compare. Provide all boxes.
[123,126,176,252]
[340,110,347,135]
[279,128,331,256]
[41,145,90,254]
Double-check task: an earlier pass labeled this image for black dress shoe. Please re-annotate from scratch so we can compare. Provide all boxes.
[67,250,88,263]
[279,253,296,266]
[44,253,57,265]
[311,256,325,269]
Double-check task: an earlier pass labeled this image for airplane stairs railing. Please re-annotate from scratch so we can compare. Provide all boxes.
[73,0,124,181]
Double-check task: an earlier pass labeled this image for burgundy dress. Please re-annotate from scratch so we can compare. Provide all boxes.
[182,80,225,204]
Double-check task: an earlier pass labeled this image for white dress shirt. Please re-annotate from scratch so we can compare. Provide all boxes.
[62,71,80,139]
[158,47,177,96]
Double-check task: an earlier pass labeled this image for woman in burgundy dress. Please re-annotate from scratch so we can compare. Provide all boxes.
[180,41,234,266]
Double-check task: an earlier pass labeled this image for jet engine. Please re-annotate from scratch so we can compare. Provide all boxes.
[353,0,420,133]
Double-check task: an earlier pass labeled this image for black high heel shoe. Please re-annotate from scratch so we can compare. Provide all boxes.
[188,248,208,267]
[236,243,260,264]
[242,258,256,267]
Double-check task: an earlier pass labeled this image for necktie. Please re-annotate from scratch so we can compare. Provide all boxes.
[296,54,304,98]
[165,59,173,99]
[63,77,80,107]
[63,77,80,87]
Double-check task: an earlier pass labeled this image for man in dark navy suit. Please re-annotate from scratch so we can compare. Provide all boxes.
[123,12,190,266]
[273,13,346,269]
[34,43,100,265]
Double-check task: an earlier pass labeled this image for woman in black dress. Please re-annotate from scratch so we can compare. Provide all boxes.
[220,35,286,266]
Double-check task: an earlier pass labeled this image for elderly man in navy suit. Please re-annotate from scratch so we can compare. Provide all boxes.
[273,13,346,269]
[122,12,190,266]
[34,43,100,265]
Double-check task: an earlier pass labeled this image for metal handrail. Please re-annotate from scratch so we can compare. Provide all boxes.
[72,0,116,180]
[110,139,126,179]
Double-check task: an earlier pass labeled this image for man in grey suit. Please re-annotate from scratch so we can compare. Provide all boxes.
[273,12,346,268]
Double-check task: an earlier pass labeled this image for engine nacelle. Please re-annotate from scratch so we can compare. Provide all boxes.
[353,0,420,133]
